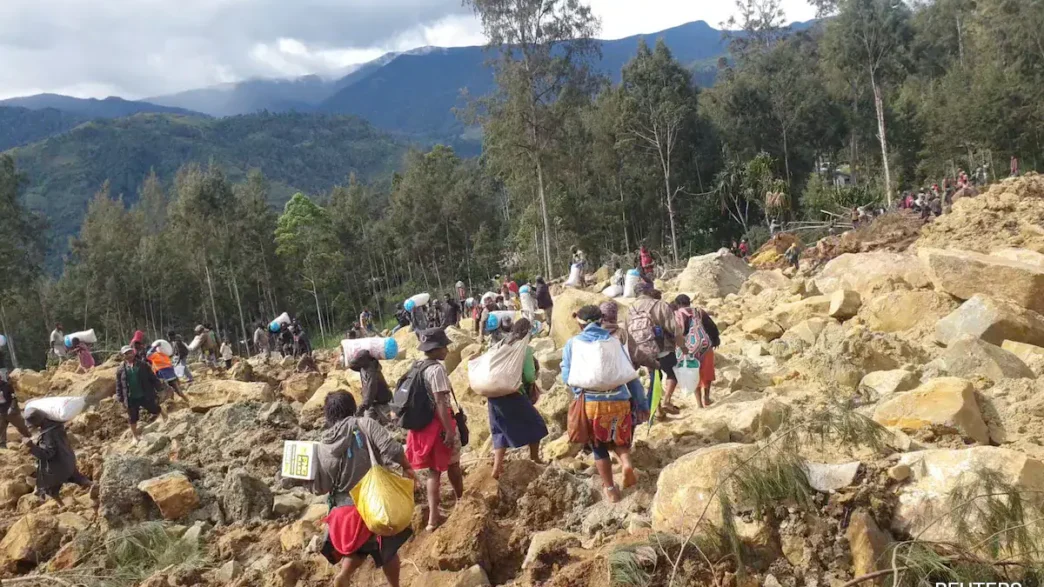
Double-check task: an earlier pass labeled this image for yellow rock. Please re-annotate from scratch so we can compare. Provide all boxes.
[550,288,628,349]
[137,472,200,520]
[301,371,363,423]
[651,443,754,533]
[280,371,325,403]
[0,514,60,568]
[872,378,990,444]
[280,519,318,552]
[187,380,275,411]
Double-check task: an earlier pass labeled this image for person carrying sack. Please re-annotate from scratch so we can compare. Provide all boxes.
[563,305,648,503]
[395,328,465,531]
[312,391,415,587]
[483,318,548,479]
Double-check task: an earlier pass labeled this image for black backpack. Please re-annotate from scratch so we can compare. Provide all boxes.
[392,360,438,431]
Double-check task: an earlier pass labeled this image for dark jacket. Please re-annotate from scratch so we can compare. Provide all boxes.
[349,354,392,413]
[395,309,412,327]
[29,422,81,493]
[173,340,190,362]
[115,358,165,406]
[442,299,460,327]
[535,283,553,310]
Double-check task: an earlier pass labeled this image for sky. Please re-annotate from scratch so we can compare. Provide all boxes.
[0,0,816,101]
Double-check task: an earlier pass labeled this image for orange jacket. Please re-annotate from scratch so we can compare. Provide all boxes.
[148,351,173,371]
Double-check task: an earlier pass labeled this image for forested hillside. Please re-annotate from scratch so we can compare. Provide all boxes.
[0,106,86,151]
[7,111,405,259]
[0,94,200,118]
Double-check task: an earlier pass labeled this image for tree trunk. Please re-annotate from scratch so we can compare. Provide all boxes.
[308,279,326,344]
[871,74,893,205]
[0,302,18,369]
[619,178,629,254]
[204,262,220,334]
[231,273,249,355]
[782,126,792,187]
[850,82,859,186]
[956,11,965,67]
[661,156,679,265]
[535,158,553,278]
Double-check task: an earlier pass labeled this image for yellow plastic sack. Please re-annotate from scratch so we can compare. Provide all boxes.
[349,465,414,536]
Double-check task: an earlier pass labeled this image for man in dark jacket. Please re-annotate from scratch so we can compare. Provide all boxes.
[441,293,461,328]
[534,277,554,332]
[24,410,91,505]
[115,345,167,441]
[0,378,31,449]
[348,351,392,421]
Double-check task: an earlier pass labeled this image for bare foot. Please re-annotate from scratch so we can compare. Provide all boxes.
[603,485,622,503]
[622,467,638,489]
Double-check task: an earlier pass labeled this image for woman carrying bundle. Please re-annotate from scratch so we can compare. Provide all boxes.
[562,305,649,503]
[487,318,548,479]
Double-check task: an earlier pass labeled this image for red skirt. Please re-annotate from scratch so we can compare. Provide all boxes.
[325,506,372,556]
[405,409,459,473]
[699,349,716,387]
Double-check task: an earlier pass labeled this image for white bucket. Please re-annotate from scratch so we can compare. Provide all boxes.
[0,334,6,348]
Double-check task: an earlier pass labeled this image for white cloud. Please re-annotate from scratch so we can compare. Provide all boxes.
[0,0,816,100]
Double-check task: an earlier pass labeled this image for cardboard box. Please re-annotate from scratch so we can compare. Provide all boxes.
[281,441,319,480]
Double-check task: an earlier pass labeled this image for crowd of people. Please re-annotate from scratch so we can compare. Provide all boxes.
[0,254,732,587]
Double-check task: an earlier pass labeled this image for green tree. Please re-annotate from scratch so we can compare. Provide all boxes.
[464,0,603,277]
[275,193,342,341]
[619,39,698,264]
[825,0,914,203]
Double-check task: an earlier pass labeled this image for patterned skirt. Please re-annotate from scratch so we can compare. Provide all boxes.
[584,399,634,448]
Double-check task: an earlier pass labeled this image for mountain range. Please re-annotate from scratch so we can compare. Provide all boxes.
[2,20,738,149]
[0,19,798,266]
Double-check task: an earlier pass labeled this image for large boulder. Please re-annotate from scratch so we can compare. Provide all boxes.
[444,327,476,374]
[652,443,754,533]
[300,371,363,423]
[137,472,200,520]
[1002,340,1044,376]
[919,247,1044,314]
[935,294,1044,347]
[933,338,1035,381]
[858,369,919,400]
[222,469,273,522]
[992,248,1044,268]
[7,369,49,399]
[98,455,160,525]
[0,514,60,571]
[768,296,832,330]
[846,511,893,579]
[699,394,786,443]
[858,290,959,334]
[741,317,784,341]
[892,447,1044,542]
[187,380,275,411]
[280,371,325,403]
[550,288,625,349]
[49,367,119,405]
[675,249,754,300]
[815,252,930,295]
[872,378,990,444]
[742,269,792,294]
[828,290,862,320]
